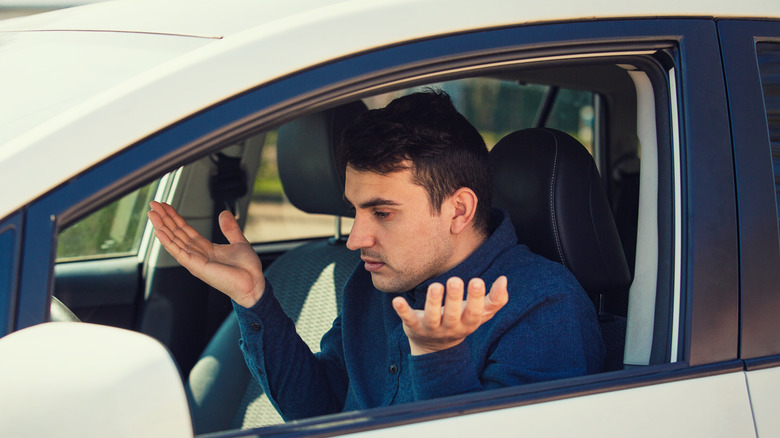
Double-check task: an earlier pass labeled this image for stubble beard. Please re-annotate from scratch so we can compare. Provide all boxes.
[365,239,454,294]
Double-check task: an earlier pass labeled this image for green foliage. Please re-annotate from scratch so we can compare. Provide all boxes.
[56,182,158,261]
[252,131,286,200]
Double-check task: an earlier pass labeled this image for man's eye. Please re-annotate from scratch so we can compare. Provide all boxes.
[374,211,390,219]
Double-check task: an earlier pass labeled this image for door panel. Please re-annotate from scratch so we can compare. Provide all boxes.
[54,257,141,329]
[746,364,780,436]
[352,372,755,438]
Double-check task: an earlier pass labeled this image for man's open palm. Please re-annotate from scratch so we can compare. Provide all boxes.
[392,276,509,355]
[148,201,265,308]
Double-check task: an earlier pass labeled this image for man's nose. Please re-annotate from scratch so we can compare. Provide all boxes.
[346,216,374,251]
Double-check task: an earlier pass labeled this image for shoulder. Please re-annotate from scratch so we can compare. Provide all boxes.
[486,244,592,315]
[491,244,579,288]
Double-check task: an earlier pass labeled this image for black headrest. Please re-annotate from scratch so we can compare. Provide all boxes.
[490,128,630,295]
[277,101,367,217]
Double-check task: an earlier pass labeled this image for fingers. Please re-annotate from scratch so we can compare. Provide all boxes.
[397,276,508,330]
[148,207,182,255]
[441,278,465,327]
[149,202,202,241]
[150,202,200,239]
[148,201,211,266]
[393,276,509,355]
[422,282,444,328]
[485,276,509,314]
[461,278,486,326]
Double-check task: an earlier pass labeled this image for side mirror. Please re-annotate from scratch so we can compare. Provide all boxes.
[0,322,193,437]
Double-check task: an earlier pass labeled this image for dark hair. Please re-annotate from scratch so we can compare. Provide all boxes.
[339,90,492,235]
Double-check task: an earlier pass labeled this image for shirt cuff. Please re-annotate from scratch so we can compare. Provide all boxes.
[232,282,294,375]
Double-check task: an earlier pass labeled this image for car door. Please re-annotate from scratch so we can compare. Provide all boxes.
[10,16,753,437]
[718,20,780,437]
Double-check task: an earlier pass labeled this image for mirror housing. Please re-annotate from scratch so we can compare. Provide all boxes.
[0,322,193,437]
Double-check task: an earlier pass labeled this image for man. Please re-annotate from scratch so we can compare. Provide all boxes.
[148,91,604,421]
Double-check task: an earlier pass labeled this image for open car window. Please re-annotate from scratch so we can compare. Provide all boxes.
[40,16,724,436]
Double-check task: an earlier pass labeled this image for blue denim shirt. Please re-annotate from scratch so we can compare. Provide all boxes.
[234,209,604,421]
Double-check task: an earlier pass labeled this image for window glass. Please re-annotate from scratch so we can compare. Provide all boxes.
[56,181,158,261]
[244,132,354,243]
[365,78,548,149]
[0,220,20,334]
[756,42,780,234]
[545,88,596,154]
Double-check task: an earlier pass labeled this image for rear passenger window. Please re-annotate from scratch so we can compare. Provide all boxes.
[545,88,596,154]
[365,79,595,151]
[756,42,780,233]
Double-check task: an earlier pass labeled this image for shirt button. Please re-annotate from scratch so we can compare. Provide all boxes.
[389,364,398,374]
[250,322,261,331]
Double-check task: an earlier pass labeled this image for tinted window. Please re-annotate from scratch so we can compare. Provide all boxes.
[757,42,780,234]
[0,219,20,334]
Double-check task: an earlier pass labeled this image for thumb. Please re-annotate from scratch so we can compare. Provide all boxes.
[218,210,249,244]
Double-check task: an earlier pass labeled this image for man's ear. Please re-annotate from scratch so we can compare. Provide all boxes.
[447,187,478,235]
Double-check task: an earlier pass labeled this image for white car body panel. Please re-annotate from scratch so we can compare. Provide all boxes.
[746,367,780,436]
[0,1,778,436]
[1,0,780,219]
[355,372,756,437]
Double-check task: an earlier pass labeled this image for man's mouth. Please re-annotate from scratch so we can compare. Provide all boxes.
[361,254,385,272]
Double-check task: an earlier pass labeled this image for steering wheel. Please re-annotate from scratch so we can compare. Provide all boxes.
[50,296,81,322]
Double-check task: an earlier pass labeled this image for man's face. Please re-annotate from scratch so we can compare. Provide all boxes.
[344,165,455,293]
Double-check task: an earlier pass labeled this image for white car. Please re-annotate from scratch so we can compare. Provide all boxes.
[1,0,779,436]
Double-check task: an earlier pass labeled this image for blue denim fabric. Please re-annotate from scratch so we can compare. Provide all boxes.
[233,209,604,421]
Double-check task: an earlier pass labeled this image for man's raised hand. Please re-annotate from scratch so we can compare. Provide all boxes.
[391,276,509,355]
[147,201,266,308]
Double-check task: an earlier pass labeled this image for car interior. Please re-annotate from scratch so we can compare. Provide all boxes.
[51,52,675,434]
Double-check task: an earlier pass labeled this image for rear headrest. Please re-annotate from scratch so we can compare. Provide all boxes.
[490,128,630,295]
[277,101,367,217]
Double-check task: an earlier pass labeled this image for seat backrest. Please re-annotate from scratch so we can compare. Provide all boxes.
[489,127,631,371]
[185,101,366,434]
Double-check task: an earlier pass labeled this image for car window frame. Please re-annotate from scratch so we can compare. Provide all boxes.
[13,17,740,436]
[0,212,23,337]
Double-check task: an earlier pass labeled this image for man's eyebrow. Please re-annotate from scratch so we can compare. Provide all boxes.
[343,196,401,209]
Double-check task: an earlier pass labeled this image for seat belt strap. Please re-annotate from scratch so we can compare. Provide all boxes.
[209,152,247,243]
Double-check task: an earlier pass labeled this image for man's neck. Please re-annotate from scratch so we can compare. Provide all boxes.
[440,227,489,277]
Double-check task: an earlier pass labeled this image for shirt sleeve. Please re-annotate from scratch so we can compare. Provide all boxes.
[233,281,349,420]
[407,284,604,400]
[407,340,482,399]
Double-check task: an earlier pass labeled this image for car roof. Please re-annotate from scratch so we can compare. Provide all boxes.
[1,0,779,220]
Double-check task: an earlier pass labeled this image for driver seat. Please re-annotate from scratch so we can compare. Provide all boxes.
[490,127,632,372]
